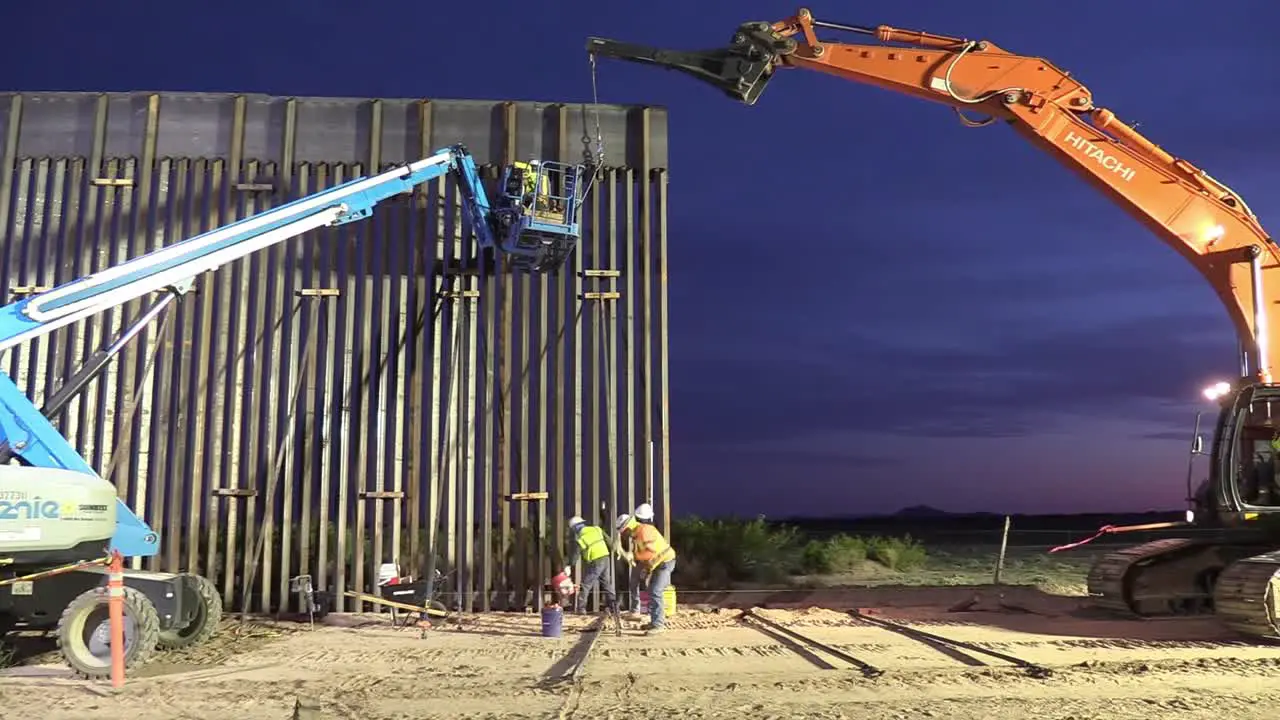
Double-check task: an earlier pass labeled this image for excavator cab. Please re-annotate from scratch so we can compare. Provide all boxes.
[491,159,586,273]
[1198,380,1280,526]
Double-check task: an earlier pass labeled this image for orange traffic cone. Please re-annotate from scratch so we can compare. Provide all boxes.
[107,551,125,688]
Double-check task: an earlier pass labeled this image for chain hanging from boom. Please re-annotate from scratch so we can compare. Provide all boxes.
[580,53,609,205]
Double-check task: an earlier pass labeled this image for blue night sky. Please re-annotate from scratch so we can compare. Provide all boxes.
[7,1,1279,518]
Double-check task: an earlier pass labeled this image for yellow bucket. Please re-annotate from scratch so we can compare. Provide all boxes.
[639,586,678,617]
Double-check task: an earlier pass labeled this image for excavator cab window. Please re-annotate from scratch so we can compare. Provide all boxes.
[492,160,586,273]
[1213,384,1280,511]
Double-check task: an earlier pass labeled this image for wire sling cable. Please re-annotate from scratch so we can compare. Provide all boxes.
[596,300,624,634]
[578,54,609,212]
[424,279,467,609]
[238,300,322,622]
[100,306,175,489]
[476,283,583,604]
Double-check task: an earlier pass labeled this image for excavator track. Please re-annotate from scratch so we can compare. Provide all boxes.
[1086,538,1229,617]
[1212,550,1280,640]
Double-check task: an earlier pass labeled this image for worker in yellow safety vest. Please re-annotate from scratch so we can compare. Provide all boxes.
[564,515,616,614]
[507,159,549,212]
[616,503,676,634]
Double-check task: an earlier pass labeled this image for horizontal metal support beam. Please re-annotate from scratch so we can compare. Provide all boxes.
[506,492,550,502]
[211,488,257,498]
[9,286,51,297]
[358,491,406,500]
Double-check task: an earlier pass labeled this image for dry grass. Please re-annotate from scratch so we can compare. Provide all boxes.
[794,543,1103,595]
[671,516,1106,596]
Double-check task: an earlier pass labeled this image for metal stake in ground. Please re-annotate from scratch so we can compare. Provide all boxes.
[738,609,884,678]
[604,500,621,636]
[849,610,1052,679]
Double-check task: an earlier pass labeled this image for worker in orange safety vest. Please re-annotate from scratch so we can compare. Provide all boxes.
[615,508,653,619]
[615,502,676,634]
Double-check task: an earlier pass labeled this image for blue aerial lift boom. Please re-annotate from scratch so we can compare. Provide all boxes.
[0,144,585,678]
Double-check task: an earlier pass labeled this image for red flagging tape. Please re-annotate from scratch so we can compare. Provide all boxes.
[1048,521,1185,553]
[1048,525,1118,553]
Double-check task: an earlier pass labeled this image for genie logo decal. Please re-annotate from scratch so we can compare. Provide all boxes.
[0,498,63,521]
[1063,131,1136,182]
[0,499,108,521]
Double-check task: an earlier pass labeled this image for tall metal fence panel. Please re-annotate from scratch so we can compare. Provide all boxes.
[0,92,673,614]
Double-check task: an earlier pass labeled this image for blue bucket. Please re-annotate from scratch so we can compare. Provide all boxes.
[541,605,563,638]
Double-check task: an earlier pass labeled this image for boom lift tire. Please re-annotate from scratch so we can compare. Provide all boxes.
[157,573,222,650]
[55,585,161,679]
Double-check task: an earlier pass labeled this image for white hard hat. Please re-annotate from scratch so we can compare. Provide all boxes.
[634,503,654,521]
[615,513,632,531]
[569,515,585,528]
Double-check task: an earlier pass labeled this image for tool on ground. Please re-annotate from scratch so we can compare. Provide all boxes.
[289,575,329,628]
[737,609,884,678]
[342,589,449,634]
[374,562,444,628]
[586,8,1280,639]
[850,609,1052,679]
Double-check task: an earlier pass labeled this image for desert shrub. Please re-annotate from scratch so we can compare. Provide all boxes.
[663,518,930,587]
[866,534,927,571]
[800,534,867,574]
[672,515,802,586]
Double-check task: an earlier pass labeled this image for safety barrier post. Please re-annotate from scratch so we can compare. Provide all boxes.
[992,516,1012,585]
[107,550,125,688]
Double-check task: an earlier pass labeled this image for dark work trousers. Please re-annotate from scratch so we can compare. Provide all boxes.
[574,556,617,612]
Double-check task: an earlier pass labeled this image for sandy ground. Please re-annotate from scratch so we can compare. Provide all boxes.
[3,586,1280,719]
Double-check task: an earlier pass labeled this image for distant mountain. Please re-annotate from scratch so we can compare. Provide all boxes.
[715,508,1184,524]
[893,505,951,518]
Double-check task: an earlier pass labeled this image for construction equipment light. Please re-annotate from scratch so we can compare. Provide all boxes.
[1203,381,1232,401]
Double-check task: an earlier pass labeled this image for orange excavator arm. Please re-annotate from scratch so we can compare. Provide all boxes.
[587,9,1279,383]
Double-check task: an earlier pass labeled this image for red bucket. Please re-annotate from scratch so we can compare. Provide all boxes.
[551,572,575,600]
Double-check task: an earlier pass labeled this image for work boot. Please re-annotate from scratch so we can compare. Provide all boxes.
[643,624,667,635]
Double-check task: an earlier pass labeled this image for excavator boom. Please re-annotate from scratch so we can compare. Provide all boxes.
[587,9,1279,383]
[589,8,1280,642]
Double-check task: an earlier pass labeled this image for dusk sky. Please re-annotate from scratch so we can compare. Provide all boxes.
[8,1,1279,518]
